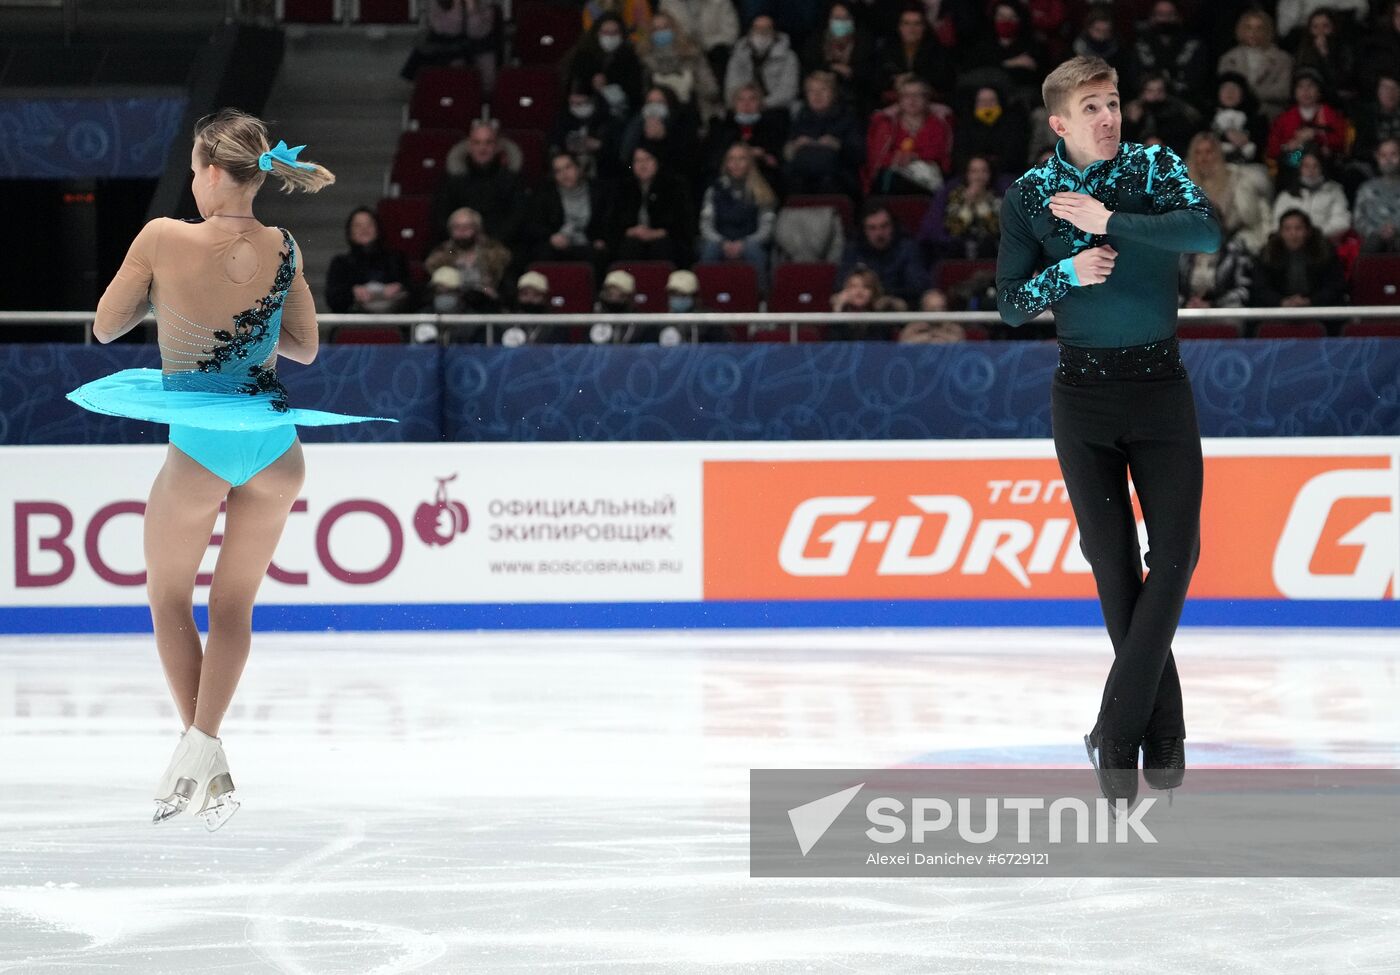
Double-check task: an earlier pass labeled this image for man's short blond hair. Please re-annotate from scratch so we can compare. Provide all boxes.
[1042,56,1119,118]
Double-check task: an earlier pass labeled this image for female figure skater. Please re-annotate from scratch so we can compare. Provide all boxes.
[68,110,392,830]
[995,57,1220,807]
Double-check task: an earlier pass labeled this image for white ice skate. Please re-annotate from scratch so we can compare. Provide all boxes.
[194,738,239,832]
[152,727,239,830]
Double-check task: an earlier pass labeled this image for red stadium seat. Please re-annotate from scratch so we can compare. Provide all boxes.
[872,195,931,237]
[1177,322,1243,339]
[962,324,988,340]
[407,68,483,131]
[1342,320,1400,337]
[1256,321,1327,339]
[377,196,432,262]
[389,129,458,197]
[501,128,546,187]
[936,259,996,293]
[611,261,674,310]
[514,2,583,65]
[694,262,759,313]
[278,0,339,22]
[491,66,561,131]
[356,0,414,23]
[784,194,855,233]
[1350,255,1400,306]
[768,262,836,313]
[528,262,595,314]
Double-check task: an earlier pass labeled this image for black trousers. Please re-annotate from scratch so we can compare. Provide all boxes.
[1051,356,1202,746]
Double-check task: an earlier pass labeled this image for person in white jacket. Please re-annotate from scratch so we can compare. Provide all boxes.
[723,15,801,111]
[660,0,738,79]
[1274,0,1369,43]
[1272,148,1352,239]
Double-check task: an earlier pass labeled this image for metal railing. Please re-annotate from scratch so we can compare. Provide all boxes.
[3,307,1398,346]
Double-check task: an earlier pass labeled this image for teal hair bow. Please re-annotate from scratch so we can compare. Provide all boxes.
[258,140,316,172]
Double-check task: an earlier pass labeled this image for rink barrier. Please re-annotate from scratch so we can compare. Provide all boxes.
[3,336,1399,443]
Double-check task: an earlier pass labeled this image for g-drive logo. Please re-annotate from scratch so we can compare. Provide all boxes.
[788,784,1157,856]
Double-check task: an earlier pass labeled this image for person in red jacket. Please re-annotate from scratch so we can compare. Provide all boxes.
[863,74,953,195]
[1267,68,1348,163]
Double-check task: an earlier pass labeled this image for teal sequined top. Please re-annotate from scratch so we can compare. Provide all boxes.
[995,139,1221,348]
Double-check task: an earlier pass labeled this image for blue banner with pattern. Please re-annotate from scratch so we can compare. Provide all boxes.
[3,339,1398,444]
[0,97,187,179]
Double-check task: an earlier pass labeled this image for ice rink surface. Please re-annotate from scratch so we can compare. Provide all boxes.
[0,627,1397,974]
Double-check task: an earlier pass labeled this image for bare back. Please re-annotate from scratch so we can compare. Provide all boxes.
[94,217,318,374]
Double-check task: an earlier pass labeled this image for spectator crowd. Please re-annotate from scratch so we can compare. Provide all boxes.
[326,0,1400,342]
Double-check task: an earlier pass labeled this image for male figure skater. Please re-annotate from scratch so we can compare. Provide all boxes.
[995,56,1221,805]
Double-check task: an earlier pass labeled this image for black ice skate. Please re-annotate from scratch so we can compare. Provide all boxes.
[1084,730,1139,813]
[1142,736,1185,798]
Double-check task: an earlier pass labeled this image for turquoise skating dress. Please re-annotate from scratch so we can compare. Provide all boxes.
[68,219,392,484]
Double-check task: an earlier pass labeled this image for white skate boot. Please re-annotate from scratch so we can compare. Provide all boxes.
[152,727,239,830]
[194,738,239,832]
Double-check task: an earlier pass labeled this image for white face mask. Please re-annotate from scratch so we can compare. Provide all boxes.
[599,33,622,53]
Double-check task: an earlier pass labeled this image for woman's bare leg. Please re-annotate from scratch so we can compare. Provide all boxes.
[144,447,229,729]
[192,440,304,738]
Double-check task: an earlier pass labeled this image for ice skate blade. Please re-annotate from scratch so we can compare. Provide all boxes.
[153,777,196,824]
[196,773,239,832]
[197,792,239,832]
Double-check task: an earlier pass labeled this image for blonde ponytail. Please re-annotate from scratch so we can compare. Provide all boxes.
[193,108,335,194]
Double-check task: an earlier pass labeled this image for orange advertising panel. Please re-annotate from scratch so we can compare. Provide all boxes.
[703,455,1397,601]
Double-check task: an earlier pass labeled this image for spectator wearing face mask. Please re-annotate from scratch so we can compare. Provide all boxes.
[724,15,801,112]
[962,2,1043,106]
[567,13,646,118]
[1072,10,1128,78]
[1354,138,1400,253]
[801,2,877,116]
[661,268,730,343]
[498,270,554,347]
[1122,72,1201,155]
[549,86,622,180]
[1272,149,1351,240]
[660,0,740,84]
[1127,0,1208,104]
[636,12,723,122]
[953,85,1027,177]
[583,0,653,36]
[618,85,703,183]
[424,207,512,312]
